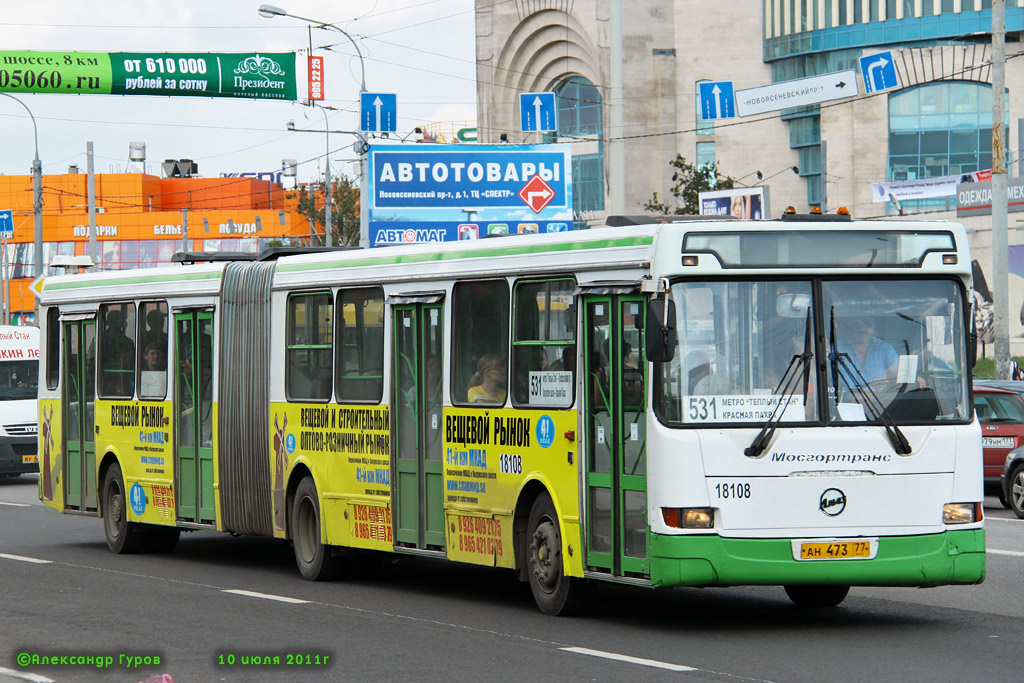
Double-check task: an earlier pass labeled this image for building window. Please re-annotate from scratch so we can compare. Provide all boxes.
[888,81,1003,213]
[697,142,716,170]
[553,77,602,137]
[546,76,605,224]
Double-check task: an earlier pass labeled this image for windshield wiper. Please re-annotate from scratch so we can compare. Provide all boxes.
[746,308,813,458]
[828,308,911,455]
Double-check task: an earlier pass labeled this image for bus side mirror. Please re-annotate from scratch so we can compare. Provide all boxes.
[646,296,676,362]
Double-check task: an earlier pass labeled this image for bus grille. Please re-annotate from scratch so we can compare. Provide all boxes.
[3,423,37,436]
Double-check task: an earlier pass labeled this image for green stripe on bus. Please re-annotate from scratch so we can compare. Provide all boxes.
[277,236,655,273]
[44,271,222,292]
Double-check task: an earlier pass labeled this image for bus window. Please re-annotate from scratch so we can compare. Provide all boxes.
[98,303,136,398]
[512,278,576,407]
[335,287,384,403]
[286,292,333,401]
[45,307,59,390]
[453,280,509,406]
[137,301,168,400]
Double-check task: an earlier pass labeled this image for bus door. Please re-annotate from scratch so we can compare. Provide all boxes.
[392,302,445,550]
[582,295,648,577]
[63,317,97,511]
[174,310,215,524]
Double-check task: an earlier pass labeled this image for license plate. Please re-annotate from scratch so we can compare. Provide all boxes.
[797,539,875,561]
[22,454,38,463]
[982,436,1014,449]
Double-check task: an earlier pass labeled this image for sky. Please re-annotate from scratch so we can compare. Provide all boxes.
[0,0,477,185]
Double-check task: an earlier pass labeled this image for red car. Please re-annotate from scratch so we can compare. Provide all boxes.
[974,385,1024,507]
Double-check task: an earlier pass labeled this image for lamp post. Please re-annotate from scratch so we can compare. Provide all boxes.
[259,4,369,248]
[0,94,43,283]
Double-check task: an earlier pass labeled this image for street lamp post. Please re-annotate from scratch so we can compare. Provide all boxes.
[258,4,369,248]
[0,94,43,283]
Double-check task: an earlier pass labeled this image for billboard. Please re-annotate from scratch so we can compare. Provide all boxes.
[0,51,296,100]
[698,187,769,219]
[956,178,1024,217]
[367,144,573,246]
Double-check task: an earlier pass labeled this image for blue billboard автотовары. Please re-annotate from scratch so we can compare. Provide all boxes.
[368,144,574,246]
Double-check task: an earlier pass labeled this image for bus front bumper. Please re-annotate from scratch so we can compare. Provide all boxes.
[649,529,985,588]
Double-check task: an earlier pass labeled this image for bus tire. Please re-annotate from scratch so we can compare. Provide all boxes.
[526,492,585,616]
[101,463,146,554]
[291,477,339,581]
[145,526,181,553]
[784,584,850,608]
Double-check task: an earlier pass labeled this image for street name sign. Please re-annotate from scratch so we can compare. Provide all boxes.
[735,70,858,116]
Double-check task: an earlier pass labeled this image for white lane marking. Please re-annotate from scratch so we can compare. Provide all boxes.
[0,502,30,507]
[561,646,697,672]
[222,589,309,604]
[0,553,53,564]
[985,516,1019,522]
[988,548,1024,557]
[0,666,56,682]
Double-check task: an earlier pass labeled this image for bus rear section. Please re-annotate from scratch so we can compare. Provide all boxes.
[638,223,984,606]
[0,325,40,477]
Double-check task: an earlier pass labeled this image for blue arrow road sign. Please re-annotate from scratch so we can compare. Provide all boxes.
[520,92,557,132]
[698,81,735,120]
[0,209,12,239]
[859,51,900,94]
[361,93,397,132]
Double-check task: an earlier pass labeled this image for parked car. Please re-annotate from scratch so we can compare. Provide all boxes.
[974,378,1024,396]
[1001,446,1024,518]
[973,385,1024,508]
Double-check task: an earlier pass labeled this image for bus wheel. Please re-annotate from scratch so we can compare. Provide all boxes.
[291,477,339,581]
[101,464,146,554]
[146,527,181,553]
[784,584,850,608]
[527,492,585,615]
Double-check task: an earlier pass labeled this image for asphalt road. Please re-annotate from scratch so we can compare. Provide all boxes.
[2,474,1021,683]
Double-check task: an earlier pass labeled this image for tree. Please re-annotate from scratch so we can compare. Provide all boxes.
[294,173,361,247]
[643,155,735,215]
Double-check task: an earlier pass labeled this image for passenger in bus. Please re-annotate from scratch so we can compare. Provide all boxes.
[545,345,576,372]
[467,354,507,403]
[836,316,898,385]
[102,309,135,395]
[143,343,165,372]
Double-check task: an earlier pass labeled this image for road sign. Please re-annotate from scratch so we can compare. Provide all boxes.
[735,70,858,116]
[698,81,735,120]
[519,92,557,132]
[0,209,12,239]
[518,174,555,214]
[361,92,397,132]
[860,51,900,95]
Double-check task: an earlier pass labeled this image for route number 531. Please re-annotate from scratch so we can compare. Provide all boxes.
[688,397,717,421]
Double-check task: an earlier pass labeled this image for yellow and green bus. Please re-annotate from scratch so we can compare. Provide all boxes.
[37,215,985,614]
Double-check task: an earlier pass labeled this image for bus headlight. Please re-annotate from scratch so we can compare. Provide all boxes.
[942,503,981,524]
[662,507,714,529]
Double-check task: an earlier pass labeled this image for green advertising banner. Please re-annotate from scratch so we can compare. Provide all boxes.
[0,51,296,100]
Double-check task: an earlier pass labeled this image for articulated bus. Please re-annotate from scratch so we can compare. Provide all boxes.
[36,214,984,614]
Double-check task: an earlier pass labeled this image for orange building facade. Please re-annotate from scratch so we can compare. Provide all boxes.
[0,173,315,322]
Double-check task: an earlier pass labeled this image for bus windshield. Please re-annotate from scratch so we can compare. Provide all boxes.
[654,278,970,426]
[0,359,39,401]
